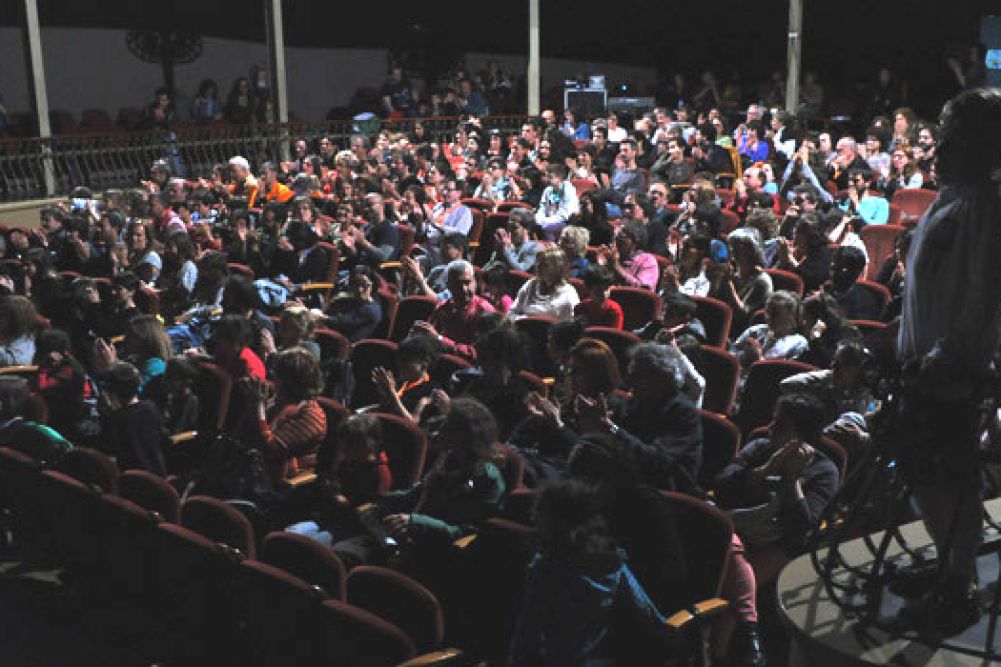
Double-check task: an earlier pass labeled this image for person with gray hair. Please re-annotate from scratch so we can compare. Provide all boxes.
[709,226,774,334]
[227,155,260,207]
[575,341,703,492]
[412,258,496,361]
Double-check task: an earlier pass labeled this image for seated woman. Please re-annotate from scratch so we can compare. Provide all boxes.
[508,337,622,485]
[263,305,321,360]
[159,231,198,319]
[732,290,809,371]
[558,224,591,280]
[93,314,172,392]
[337,398,505,574]
[325,266,383,342]
[98,361,167,476]
[595,220,659,291]
[509,478,680,666]
[0,295,40,367]
[282,414,393,546]
[371,334,440,424]
[480,264,514,314]
[508,246,580,321]
[709,227,774,336]
[243,346,327,482]
[774,217,833,295]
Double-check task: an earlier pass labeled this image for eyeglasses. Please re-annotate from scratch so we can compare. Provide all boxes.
[648,191,665,198]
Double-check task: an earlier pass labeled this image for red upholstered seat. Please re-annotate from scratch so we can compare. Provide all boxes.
[695,344,740,415]
[609,285,662,331]
[119,469,181,523]
[319,599,417,666]
[181,495,257,559]
[261,531,347,600]
[735,359,818,436]
[346,565,445,653]
[692,296,733,348]
[371,412,428,489]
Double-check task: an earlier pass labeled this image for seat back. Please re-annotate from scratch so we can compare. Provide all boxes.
[371,287,399,340]
[194,359,233,433]
[659,491,733,601]
[261,531,347,600]
[372,412,428,489]
[694,345,740,415]
[314,327,351,361]
[181,495,257,559]
[57,447,120,493]
[860,224,905,281]
[473,212,510,265]
[609,286,662,331]
[349,339,399,408]
[762,268,804,297]
[514,315,557,376]
[698,410,740,491]
[395,223,416,256]
[692,296,733,348]
[236,560,328,661]
[390,295,439,342]
[736,359,818,436]
[346,565,444,653]
[891,188,936,222]
[856,279,892,311]
[431,353,472,392]
[319,599,416,666]
[119,469,181,523]
[583,326,640,376]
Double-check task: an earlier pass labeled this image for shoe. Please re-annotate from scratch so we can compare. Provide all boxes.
[896,582,981,638]
[730,621,766,667]
[887,561,940,599]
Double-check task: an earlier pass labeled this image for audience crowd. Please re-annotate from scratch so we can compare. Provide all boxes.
[0,69,973,665]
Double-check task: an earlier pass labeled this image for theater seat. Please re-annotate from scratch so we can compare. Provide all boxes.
[261,531,347,600]
[346,566,445,653]
[119,469,181,523]
[318,599,417,666]
[181,495,257,559]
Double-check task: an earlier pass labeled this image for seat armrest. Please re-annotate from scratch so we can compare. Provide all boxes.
[665,597,729,631]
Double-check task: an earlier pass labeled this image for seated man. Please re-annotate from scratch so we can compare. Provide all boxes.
[535,164,580,241]
[826,245,883,321]
[412,259,496,361]
[427,179,473,243]
[714,393,840,556]
[483,209,538,273]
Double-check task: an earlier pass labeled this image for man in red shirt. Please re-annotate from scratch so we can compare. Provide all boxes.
[412,259,495,360]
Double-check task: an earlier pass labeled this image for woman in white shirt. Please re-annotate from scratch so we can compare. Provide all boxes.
[508,246,580,321]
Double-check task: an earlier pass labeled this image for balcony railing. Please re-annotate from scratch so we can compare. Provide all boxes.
[0,115,531,203]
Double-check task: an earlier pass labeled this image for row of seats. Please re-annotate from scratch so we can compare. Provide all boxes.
[0,445,461,666]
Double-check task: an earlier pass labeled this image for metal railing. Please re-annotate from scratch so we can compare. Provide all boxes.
[0,115,531,203]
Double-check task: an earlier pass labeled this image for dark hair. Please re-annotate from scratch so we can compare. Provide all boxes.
[442,232,468,253]
[221,275,261,314]
[534,479,614,561]
[126,315,172,362]
[794,219,827,252]
[398,334,438,366]
[832,245,867,280]
[475,325,527,374]
[318,413,382,475]
[549,319,585,355]
[112,271,140,292]
[166,230,195,263]
[212,314,252,350]
[582,264,614,291]
[662,290,698,318]
[618,219,648,248]
[34,328,72,362]
[937,87,1001,185]
[271,347,324,401]
[568,338,622,396]
[103,361,142,401]
[774,393,826,444]
[437,397,498,465]
[567,431,642,493]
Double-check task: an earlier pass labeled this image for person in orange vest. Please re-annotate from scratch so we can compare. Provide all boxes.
[261,161,293,204]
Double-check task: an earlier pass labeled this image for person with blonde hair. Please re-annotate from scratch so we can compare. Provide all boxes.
[558,225,590,279]
[508,246,580,321]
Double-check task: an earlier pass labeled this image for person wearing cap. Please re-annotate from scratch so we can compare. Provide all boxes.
[227,155,259,207]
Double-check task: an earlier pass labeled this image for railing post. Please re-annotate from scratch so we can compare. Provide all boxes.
[527,0,541,117]
[264,0,290,163]
[23,0,54,196]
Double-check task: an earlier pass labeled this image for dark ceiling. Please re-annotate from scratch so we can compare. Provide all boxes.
[2,0,993,115]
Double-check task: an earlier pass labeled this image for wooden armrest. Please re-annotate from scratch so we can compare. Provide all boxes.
[286,471,317,487]
[110,335,125,345]
[468,241,480,249]
[168,431,198,445]
[379,261,404,271]
[542,377,556,387]
[452,534,478,549]
[665,598,729,631]
[398,648,463,666]
[0,364,38,375]
[300,282,335,292]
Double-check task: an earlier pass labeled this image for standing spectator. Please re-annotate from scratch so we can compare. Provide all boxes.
[224,77,256,124]
[191,79,223,123]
